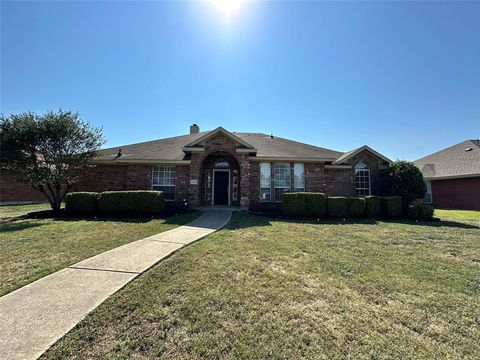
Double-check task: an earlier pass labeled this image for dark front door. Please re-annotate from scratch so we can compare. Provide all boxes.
[214,171,229,205]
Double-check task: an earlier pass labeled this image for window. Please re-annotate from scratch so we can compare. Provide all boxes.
[423,181,432,204]
[293,163,305,192]
[274,163,291,201]
[260,163,271,201]
[152,166,176,200]
[355,162,370,195]
[214,160,230,169]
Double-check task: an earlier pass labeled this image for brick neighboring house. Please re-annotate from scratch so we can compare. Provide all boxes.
[0,125,392,209]
[414,140,480,210]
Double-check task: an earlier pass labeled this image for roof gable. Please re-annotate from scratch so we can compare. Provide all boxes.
[185,127,256,149]
[334,145,392,165]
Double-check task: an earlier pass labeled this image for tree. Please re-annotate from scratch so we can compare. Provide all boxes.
[0,110,104,212]
[379,160,427,206]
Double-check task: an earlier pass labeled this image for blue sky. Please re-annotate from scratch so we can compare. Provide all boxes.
[1,1,479,160]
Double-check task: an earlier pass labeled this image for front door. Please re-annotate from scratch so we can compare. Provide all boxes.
[213,171,229,205]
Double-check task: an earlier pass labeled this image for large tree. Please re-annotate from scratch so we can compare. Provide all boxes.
[0,110,104,212]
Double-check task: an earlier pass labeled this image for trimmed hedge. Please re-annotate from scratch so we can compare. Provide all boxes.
[98,190,165,215]
[364,196,381,218]
[65,192,99,214]
[408,204,434,220]
[282,192,327,218]
[380,196,402,218]
[349,197,366,217]
[327,197,366,218]
[327,197,349,218]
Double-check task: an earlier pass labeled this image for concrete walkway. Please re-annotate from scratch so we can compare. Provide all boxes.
[0,210,231,360]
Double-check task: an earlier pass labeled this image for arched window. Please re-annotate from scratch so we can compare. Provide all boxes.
[214,160,230,169]
[355,162,371,195]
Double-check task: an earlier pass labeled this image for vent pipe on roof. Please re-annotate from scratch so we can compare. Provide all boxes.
[190,124,200,134]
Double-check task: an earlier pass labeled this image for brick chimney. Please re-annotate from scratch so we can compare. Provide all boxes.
[190,124,200,134]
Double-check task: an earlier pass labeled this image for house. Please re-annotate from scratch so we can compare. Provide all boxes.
[0,125,392,209]
[414,140,480,210]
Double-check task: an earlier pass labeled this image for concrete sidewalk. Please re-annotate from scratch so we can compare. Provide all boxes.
[0,210,231,360]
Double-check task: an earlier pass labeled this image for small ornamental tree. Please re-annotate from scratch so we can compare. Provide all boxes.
[379,160,426,206]
[0,110,104,212]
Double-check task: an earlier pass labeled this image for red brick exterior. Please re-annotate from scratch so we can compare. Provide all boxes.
[188,133,251,209]
[431,177,480,210]
[1,145,389,210]
[0,170,46,202]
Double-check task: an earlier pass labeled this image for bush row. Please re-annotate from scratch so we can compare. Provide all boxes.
[65,190,165,216]
[282,193,432,219]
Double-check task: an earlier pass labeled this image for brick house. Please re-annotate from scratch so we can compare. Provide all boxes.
[414,140,480,210]
[1,125,392,209]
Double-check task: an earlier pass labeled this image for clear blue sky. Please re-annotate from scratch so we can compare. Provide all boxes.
[1,1,479,160]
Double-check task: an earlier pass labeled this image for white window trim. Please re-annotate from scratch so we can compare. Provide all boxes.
[152,166,176,201]
[354,162,371,196]
[274,163,291,202]
[259,162,272,202]
[293,163,305,192]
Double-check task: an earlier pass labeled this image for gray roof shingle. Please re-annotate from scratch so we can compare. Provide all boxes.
[414,140,480,179]
[93,130,343,163]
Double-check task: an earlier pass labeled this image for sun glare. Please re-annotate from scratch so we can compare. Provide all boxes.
[211,0,244,23]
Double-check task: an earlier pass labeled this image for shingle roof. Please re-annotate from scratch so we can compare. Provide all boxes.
[413,140,480,179]
[234,133,342,159]
[93,130,344,163]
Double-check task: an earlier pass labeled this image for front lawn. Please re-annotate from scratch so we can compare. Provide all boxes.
[0,204,200,296]
[43,211,479,359]
[435,209,480,223]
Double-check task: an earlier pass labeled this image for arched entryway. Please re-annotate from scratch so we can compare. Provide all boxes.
[200,152,240,206]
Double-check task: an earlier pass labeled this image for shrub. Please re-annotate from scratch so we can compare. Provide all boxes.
[379,160,426,208]
[364,196,381,217]
[98,190,165,215]
[327,197,349,218]
[65,192,99,214]
[408,204,434,220]
[306,193,327,217]
[348,197,366,217]
[282,192,327,218]
[380,196,402,218]
[282,193,308,217]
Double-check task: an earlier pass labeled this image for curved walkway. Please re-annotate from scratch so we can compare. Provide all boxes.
[0,210,232,360]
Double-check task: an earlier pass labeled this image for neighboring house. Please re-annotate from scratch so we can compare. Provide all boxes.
[0,125,392,209]
[414,140,480,210]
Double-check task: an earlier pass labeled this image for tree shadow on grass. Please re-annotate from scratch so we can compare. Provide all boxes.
[20,209,202,226]
[0,221,44,232]
[244,211,479,230]
[386,219,479,230]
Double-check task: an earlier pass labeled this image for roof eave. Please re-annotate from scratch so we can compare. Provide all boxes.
[423,173,480,180]
[90,159,191,165]
[250,156,337,163]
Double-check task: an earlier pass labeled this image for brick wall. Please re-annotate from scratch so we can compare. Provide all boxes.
[0,170,45,202]
[188,132,251,209]
[74,164,190,208]
[73,165,151,192]
[432,177,480,210]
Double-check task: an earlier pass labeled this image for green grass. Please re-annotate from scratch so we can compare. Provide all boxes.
[435,209,480,224]
[0,204,200,296]
[42,212,480,359]
[0,202,51,219]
